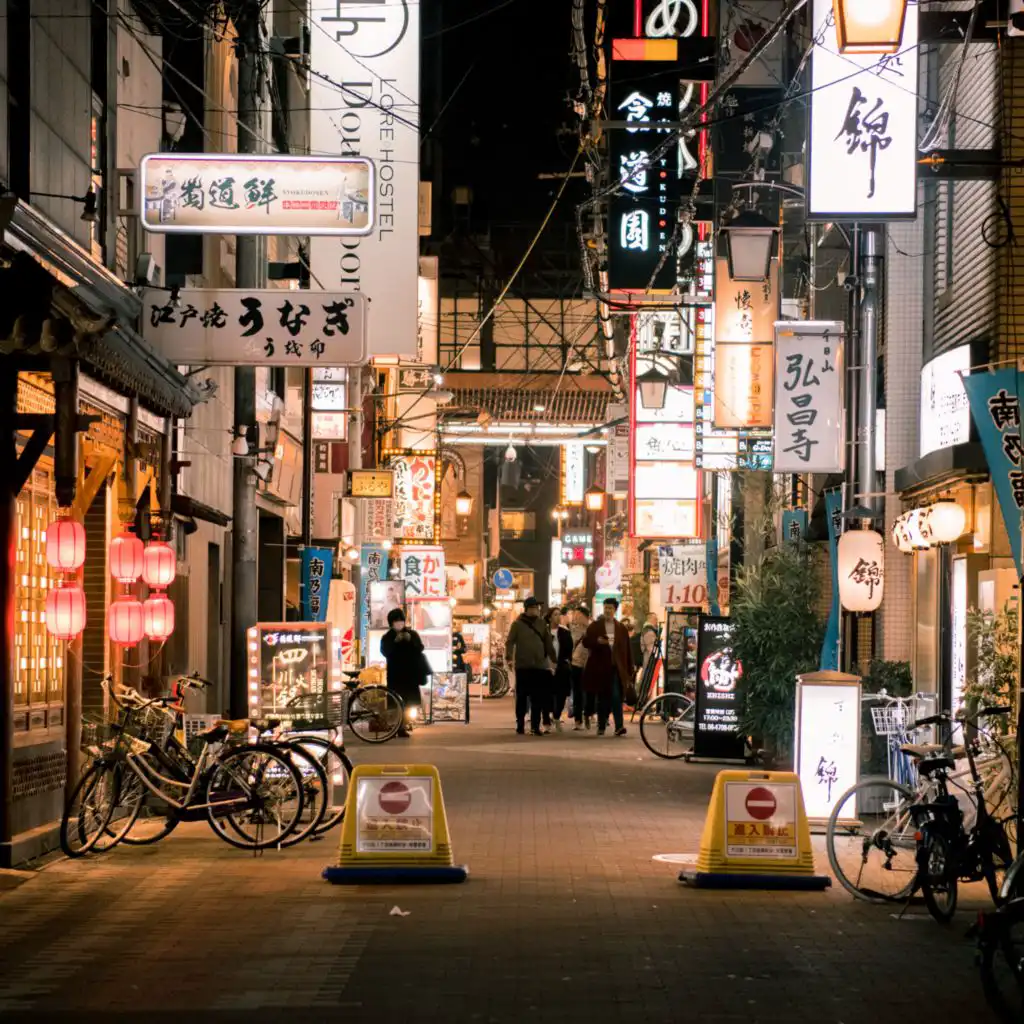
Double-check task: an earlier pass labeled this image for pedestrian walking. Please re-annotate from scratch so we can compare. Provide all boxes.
[581,597,634,737]
[546,606,573,731]
[506,596,556,735]
[380,607,427,737]
[624,617,642,672]
[569,605,592,730]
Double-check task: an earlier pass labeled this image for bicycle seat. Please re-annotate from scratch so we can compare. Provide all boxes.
[917,755,955,777]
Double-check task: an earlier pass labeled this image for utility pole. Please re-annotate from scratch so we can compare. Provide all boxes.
[229,3,264,717]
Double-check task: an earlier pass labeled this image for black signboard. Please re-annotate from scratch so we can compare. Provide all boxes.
[693,615,746,760]
[663,610,697,694]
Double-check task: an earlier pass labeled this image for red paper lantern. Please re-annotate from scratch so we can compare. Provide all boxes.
[110,532,145,584]
[143,593,175,641]
[142,541,176,589]
[108,595,145,646]
[45,583,86,639]
[45,514,86,572]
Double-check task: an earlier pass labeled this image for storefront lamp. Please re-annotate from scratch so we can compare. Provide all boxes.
[834,0,908,55]
[838,528,884,613]
[45,512,86,572]
[142,540,177,589]
[108,595,145,647]
[637,365,670,411]
[143,593,176,642]
[720,211,779,282]
[455,490,474,517]
[907,507,933,549]
[926,500,966,545]
[584,485,606,514]
[45,582,86,640]
[110,532,145,584]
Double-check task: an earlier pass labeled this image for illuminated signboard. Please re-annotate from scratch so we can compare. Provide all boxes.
[389,452,440,542]
[693,615,745,760]
[561,530,595,566]
[348,470,395,499]
[561,443,586,505]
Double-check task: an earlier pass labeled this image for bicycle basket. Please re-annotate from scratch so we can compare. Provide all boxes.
[288,691,345,730]
[871,705,910,736]
[80,713,117,752]
[123,703,174,746]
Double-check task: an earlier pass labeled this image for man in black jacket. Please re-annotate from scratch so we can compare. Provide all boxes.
[505,596,556,735]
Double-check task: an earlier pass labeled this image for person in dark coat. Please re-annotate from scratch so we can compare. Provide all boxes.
[380,607,427,737]
[546,606,573,731]
[581,597,634,736]
[506,596,556,735]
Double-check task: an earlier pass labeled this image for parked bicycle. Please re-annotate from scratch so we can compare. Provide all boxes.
[338,671,406,742]
[638,690,695,759]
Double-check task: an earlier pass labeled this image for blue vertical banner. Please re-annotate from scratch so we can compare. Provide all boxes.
[782,509,808,544]
[820,490,843,671]
[705,538,720,616]
[963,368,1023,573]
[359,544,386,658]
[300,547,334,622]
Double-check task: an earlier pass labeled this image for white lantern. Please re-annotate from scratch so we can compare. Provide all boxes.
[926,500,966,545]
[891,515,913,555]
[838,529,884,612]
[906,508,932,549]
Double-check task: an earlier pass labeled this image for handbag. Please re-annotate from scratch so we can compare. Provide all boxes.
[623,680,638,707]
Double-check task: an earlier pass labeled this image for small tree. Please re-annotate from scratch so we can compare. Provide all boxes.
[731,540,826,764]
[965,603,1019,734]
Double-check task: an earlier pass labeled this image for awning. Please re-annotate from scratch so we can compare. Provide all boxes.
[171,493,231,528]
[0,197,201,419]
[894,442,988,498]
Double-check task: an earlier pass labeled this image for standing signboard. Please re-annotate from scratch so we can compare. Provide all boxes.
[693,615,746,760]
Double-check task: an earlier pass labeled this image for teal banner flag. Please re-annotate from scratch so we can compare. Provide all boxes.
[782,509,808,544]
[820,490,842,671]
[706,538,720,616]
[963,368,1022,573]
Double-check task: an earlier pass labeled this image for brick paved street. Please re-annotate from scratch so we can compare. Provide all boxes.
[0,699,1011,1023]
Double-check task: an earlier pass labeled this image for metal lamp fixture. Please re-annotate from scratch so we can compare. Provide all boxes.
[455,490,474,517]
[584,485,606,514]
[833,0,908,55]
[720,211,779,282]
[636,365,670,411]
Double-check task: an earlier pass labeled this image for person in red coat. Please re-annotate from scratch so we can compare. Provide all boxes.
[581,597,634,736]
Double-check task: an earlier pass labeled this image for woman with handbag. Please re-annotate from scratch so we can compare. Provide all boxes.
[380,607,429,737]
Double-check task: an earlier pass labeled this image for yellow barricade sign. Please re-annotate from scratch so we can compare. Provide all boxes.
[680,770,830,891]
[323,764,468,884]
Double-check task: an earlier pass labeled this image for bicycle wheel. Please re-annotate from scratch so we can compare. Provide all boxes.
[919,827,958,923]
[998,899,1024,994]
[639,693,694,760]
[826,778,919,902]
[347,686,404,743]
[60,763,119,857]
[204,744,305,850]
[94,764,146,852]
[487,667,510,699]
[118,750,183,845]
[274,741,328,848]
[291,734,353,836]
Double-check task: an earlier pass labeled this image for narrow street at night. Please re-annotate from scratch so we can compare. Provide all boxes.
[0,701,1007,1023]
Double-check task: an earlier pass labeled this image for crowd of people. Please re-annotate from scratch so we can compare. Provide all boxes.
[505,597,661,737]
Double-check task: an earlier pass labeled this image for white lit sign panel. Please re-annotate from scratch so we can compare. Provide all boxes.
[309,1,421,357]
[807,0,920,219]
[714,342,774,429]
[140,154,374,235]
[633,461,699,501]
[635,384,695,424]
[773,321,845,473]
[951,557,967,717]
[561,443,586,505]
[634,499,699,539]
[635,423,695,462]
[795,676,861,822]
[920,345,972,457]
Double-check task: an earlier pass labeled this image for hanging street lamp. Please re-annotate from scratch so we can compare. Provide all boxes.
[719,210,779,282]
[636,365,670,411]
[833,0,908,55]
[584,485,606,514]
[455,490,474,517]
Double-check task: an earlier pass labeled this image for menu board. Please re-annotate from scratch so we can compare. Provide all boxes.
[251,622,332,725]
[693,615,746,761]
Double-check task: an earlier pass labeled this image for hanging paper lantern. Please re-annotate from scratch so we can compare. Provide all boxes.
[142,540,177,589]
[110,532,145,584]
[108,595,145,646]
[926,500,966,545]
[143,593,175,641]
[45,513,86,572]
[838,529,885,613]
[45,583,86,639]
[891,515,913,555]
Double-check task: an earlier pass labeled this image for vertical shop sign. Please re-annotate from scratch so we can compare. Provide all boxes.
[363,497,395,542]
[693,615,746,760]
[300,547,334,622]
[401,546,446,599]
[359,543,387,656]
[308,0,421,356]
[561,443,586,505]
[820,490,843,671]
[391,454,437,541]
[773,321,845,473]
[963,368,1023,572]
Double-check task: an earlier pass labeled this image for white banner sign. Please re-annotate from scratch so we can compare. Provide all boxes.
[561,443,586,505]
[606,402,631,496]
[920,345,971,457]
[400,545,445,600]
[658,544,708,607]
[140,153,373,235]
[807,0,920,219]
[309,2,421,357]
[773,321,845,473]
[142,288,367,366]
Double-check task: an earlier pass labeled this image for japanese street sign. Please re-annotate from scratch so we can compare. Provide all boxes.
[658,544,708,607]
[693,615,745,760]
[724,781,798,859]
[773,321,845,473]
[348,470,394,498]
[362,498,395,543]
[963,368,1023,573]
[391,454,438,542]
[493,568,514,590]
[140,153,374,235]
[141,288,367,366]
[300,547,333,622]
[401,546,446,600]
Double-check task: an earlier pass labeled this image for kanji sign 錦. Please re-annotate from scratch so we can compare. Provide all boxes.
[141,288,367,366]
[140,153,374,235]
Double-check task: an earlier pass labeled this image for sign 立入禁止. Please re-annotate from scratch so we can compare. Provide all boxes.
[142,288,367,366]
[140,153,373,235]
[693,615,745,760]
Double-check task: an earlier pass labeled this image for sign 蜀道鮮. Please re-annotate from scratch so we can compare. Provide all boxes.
[693,615,745,760]
[401,546,446,600]
[773,321,845,474]
[658,544,708,607]
[142,288,367,366]
[348,469,394,499]
[391,454,438,542]
[140,153,373,235]
[724,781,798,859]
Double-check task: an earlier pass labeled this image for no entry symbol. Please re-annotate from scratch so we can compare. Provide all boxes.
[745,786,777,821]
[378,780,412,815]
